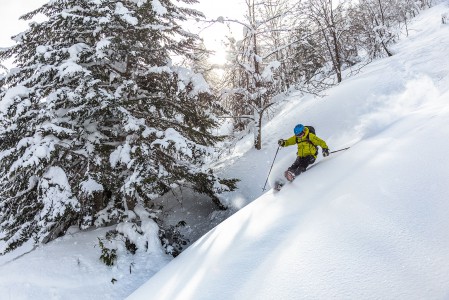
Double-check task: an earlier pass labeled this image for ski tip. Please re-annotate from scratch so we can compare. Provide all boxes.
[273,182,284,192]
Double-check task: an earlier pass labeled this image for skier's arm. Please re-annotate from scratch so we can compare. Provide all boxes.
[309,134,328,149]
[282,136,297,147]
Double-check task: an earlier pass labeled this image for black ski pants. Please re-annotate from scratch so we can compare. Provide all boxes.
[288,155,316,176]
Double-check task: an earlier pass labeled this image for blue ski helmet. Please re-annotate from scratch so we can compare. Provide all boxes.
[294,124,304,135]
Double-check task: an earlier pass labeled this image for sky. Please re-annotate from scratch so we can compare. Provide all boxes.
[190,0,246,64]
[1,3,449,299]
[0,0,246,66]
[0,0,47,47]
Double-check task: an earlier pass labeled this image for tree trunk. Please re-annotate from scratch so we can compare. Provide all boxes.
[376,0,393,57]
[254,109,262,150]
[331,29,342,82]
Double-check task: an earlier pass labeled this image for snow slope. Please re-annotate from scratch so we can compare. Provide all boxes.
[127,4,449,300]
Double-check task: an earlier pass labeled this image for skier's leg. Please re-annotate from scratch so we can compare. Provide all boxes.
[284,157,301,181]
[284,156,316,182]
[293,156,315,176]
[288,156,302,173]
[284,157,303,181]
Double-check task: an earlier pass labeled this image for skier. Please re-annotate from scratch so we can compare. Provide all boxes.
[278,124,329,182]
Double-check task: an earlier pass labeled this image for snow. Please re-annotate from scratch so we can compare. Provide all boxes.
[151,128,194,158]
[131,0,148,8]
[175,67,211,96]
[115,2,138,26]
[116,206,162,253]
[57,48,87,78]
[96,38,112,58]
[151,0,167,16]
[80,177,104,195]
[110,143,132,168]
[0,85,30,113]
[39,166,78,220]
[10,134,58,172]
[0,227,171,300]
[261,60,281,81]
[36,45,47,55]
[1,3,449,300]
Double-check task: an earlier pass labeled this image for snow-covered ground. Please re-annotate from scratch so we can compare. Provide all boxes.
[0,226,171,299]
[1,2,449,300]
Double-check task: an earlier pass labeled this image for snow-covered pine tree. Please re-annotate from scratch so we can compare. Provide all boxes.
[0,0,236,255]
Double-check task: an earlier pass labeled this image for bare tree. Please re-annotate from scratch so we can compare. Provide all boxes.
[214,0,433,149]
[300,0,354,83]
[220,0,295,150]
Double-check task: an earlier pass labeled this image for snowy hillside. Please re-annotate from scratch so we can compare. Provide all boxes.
[127,4,449,300]
[1,3,449,300]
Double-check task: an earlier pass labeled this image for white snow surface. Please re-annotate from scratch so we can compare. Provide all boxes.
[1,3,449,300]
[0,227,171,300]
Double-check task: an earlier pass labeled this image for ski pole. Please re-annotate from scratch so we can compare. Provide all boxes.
[262,146,281,191]
[330,147,350,154]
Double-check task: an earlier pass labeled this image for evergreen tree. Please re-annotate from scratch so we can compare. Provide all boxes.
[0,0,236,255]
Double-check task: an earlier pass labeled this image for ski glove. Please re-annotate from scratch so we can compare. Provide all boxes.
[278,139,285,146]
[322,148,330,157]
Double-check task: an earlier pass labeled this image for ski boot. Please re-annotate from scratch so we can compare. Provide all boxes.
[284,170,295,182]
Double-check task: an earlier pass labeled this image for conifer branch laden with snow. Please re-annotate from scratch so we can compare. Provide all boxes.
[0,0,236,256]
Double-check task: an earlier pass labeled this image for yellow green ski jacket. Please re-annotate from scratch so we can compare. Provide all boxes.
[282,127,328,158]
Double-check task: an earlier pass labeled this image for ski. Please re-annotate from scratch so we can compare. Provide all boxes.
[273,171,295,192]
[274,181,284,192]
